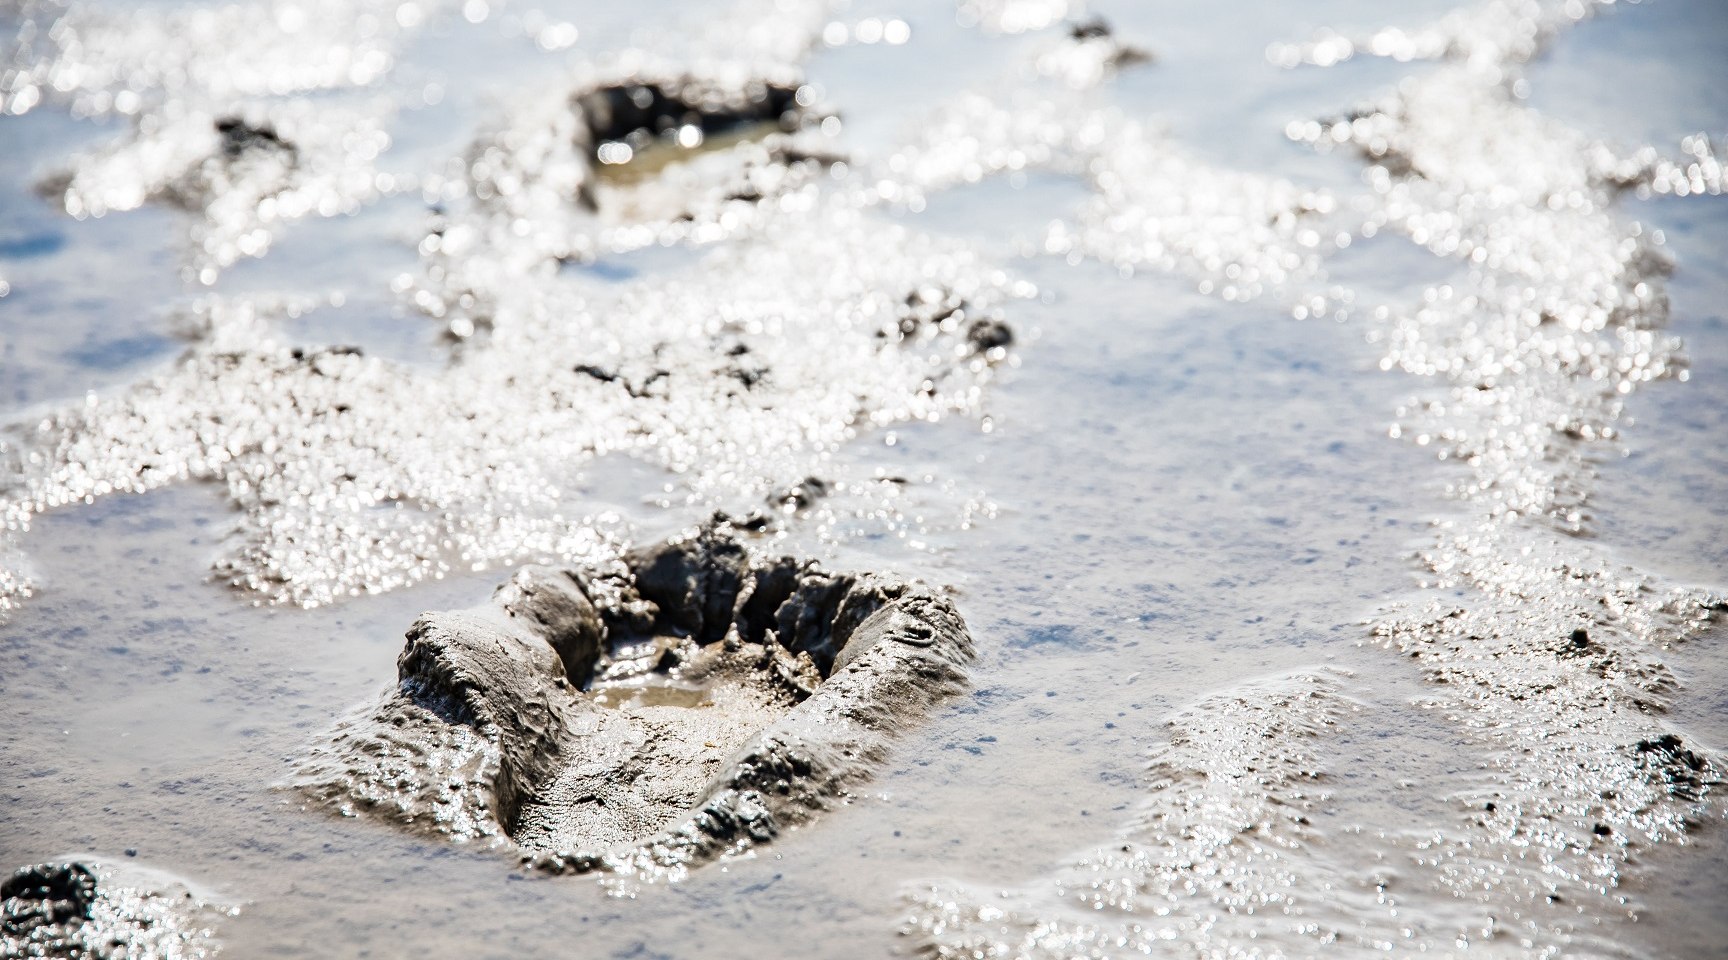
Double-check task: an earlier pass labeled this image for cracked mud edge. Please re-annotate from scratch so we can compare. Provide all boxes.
[1,859,229,960]
[292,520,974,882]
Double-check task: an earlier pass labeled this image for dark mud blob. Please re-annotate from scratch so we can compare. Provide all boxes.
[890,287,1014,360]
[0,860,211,959]
[571,363,668,399]
[1632,734,1715,803]
[1067,16,1114,41]
[1065,16,1153,67]
[1,863,97,935]
[569,75,831,212]
[769,476,831,514]
[967,318,1013,352]
[213,116,296,163]
[295,521,974,878]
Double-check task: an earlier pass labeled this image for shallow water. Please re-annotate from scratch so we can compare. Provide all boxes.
[2,0,1725,957]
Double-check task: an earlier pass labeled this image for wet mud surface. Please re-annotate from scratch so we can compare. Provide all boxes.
[2,0,1726,957]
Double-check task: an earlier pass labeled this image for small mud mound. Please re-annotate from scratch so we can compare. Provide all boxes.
[0,861,223,959]
[294,521,973,879]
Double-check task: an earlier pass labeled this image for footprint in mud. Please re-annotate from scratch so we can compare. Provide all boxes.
[572,71,840,217]
[293,519,974,880]
[439,65,841,301]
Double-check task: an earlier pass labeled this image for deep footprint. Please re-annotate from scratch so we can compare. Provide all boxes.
[294,521,974,879]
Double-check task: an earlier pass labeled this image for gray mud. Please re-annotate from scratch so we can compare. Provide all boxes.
[294,522,973,880]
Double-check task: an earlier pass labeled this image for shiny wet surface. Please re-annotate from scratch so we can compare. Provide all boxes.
[3,1,1726,957]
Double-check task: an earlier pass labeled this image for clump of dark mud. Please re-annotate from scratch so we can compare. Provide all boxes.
[294,520,974,880]
[3,864,98,937]
[1,861,221,959]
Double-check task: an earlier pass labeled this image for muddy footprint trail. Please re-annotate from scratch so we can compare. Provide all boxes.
[294,522,974,880]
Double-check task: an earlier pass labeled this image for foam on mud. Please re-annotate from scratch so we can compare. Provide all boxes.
[881,90,1348,313]
[0,859,229,960]
[45,103,389,281]
[3,0,1723,951]
[293,522,974,884]
[1289,0,1727,940]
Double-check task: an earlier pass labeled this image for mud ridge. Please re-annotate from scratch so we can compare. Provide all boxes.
[294,520,974,881]
[905,670,1364,958]
[1283,0,1728,947]
[900,1,1727,954]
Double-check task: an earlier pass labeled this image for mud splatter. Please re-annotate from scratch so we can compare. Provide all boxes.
[294,521,974,884]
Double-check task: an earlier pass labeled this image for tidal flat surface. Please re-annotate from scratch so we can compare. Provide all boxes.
[1,0,1725,957]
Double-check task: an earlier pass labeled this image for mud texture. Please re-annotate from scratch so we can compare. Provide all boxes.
[295,521,974,880]
[4,0,402,283]
[0,861,221,959]
[0,204,1020,617]
[0,0,1021,623]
